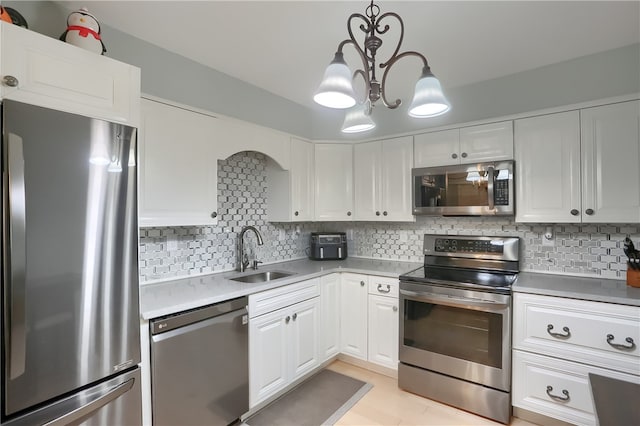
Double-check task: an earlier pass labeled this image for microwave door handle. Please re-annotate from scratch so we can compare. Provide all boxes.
[487,166,495,210]
[5,133,27,379]
[400,289,508,312]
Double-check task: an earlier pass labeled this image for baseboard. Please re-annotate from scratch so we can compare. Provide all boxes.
[513,407,575,426]
[337,354,398,379]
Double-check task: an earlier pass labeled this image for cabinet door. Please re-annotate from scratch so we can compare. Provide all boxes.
[367,295,399,369]
[459,121,513,163]
[1,22,140,126]
[139,99,218,226]
[340,274,368,360]
[290,138,315,221]
[581,101,640,223]
[515,111,581,223]
[314,144,354,221]
[414,129,460,167]
[289,298,320,381]
[354,141,382,220]
[320,274,341,361]
[249,308,288,407]
[381,136,414,221]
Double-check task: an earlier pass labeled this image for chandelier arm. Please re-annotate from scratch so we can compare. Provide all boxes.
[380,51,429,109]
[347,12,374,63]
[336,38,372,98]
[377,12,404,68]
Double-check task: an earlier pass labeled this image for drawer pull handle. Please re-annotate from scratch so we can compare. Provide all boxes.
[606,334,636,350]
[547,324,571,339]
[546,386,570,402]
[377,284,391,293]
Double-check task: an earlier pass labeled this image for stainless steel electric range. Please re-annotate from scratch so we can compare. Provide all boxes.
[398,234,520,424]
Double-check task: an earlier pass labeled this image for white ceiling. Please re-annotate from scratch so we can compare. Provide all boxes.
[57,1,640,108]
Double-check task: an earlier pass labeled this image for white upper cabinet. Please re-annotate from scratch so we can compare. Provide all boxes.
[314,144,354,221]
[139,98,219,227]
[354,136,414,221]
[459,121,514,163]
[580,101,640,223]
[414,121,513,168]
[414,129,460,167]
[515,111,581,223]
[0,22,140,126]
[516,101,640,223]
[267,138,314,222]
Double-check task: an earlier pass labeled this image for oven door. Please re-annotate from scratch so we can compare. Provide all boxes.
[399,281,511,391]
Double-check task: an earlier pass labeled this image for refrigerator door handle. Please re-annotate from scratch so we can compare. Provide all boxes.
[5,132,27,380]
[43,378,135,426]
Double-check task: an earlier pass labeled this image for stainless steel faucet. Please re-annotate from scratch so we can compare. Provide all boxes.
[237,225,264,272]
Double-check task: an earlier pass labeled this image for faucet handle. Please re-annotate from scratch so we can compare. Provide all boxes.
[252,260,263,270]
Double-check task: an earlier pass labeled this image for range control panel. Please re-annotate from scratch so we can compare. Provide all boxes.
[434,238,504,254]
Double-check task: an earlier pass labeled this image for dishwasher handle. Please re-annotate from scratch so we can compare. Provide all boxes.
[150,296,248,335]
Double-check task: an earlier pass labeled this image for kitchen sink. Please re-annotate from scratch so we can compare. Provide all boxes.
[229,270,295,283]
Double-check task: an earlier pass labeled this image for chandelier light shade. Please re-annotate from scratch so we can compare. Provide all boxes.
[341,102,376,133]
[314,0,450,132]
[313,53,357,109]
[408,67,450,118]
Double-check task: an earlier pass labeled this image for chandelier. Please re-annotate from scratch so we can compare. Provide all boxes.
[313,0,450,133]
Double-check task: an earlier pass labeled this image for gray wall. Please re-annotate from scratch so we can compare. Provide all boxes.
[7,1,640,142]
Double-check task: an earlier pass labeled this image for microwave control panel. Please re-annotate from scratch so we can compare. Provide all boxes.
[494,179,509,206]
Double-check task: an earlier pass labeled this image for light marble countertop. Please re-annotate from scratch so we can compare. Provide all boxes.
[514,272,640,306]
[140,257,422,319]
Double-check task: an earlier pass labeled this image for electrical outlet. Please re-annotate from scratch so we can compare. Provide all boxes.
[346,229,354,241]
[278,229,286,241]
[166,237,178,251]
[542,227,555,246]
[399,232,408,243]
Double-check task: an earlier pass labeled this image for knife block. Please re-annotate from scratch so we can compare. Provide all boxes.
[627,264,640,288]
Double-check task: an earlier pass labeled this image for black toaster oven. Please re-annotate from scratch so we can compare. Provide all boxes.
[309,232,347,260]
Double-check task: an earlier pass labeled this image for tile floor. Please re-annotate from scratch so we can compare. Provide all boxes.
[328,361,537,426]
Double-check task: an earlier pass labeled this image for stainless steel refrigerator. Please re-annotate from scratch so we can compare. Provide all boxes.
[1,100,142,425]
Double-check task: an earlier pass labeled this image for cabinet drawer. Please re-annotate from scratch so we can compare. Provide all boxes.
[513,350,640,426]
[249,278,319,318]
[514,293,640,374]
[368,276,398,298]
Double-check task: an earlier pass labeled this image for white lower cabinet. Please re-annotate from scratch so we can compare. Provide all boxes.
[367,277,399,369]
[340,273,369,360]
[320,274,341,361]
[512,292,640,425]
[249,280,320,407]
[339,274,399,369]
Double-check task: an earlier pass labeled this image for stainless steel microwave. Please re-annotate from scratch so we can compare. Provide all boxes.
[412,160,514,216]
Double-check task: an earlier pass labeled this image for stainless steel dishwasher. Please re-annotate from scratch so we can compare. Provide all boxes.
[150,296,249,425]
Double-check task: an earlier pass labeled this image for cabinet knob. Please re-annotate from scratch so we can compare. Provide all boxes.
[360,281,365,287]
[570,209,579,216]
[292,313,297,321]
[3,75,19,87]
[383,211,388,216]
[585,208,594,216]
[461,152,468,158]
[294,211,299,216]
[376,211,380,216]
[393,306,398,312]
[347,211,352,216]
[211,211,218,218]
[285,316,291,324]
[451,153,458,159]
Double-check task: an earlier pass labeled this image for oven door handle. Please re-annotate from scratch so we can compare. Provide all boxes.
[400,289,509,311]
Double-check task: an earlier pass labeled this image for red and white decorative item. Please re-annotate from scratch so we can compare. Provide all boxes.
[59,7,106,55]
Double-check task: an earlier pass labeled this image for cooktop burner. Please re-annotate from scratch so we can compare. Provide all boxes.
[400,265,517,291]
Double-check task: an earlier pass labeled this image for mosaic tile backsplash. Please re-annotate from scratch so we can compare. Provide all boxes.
[139,152,638,283]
